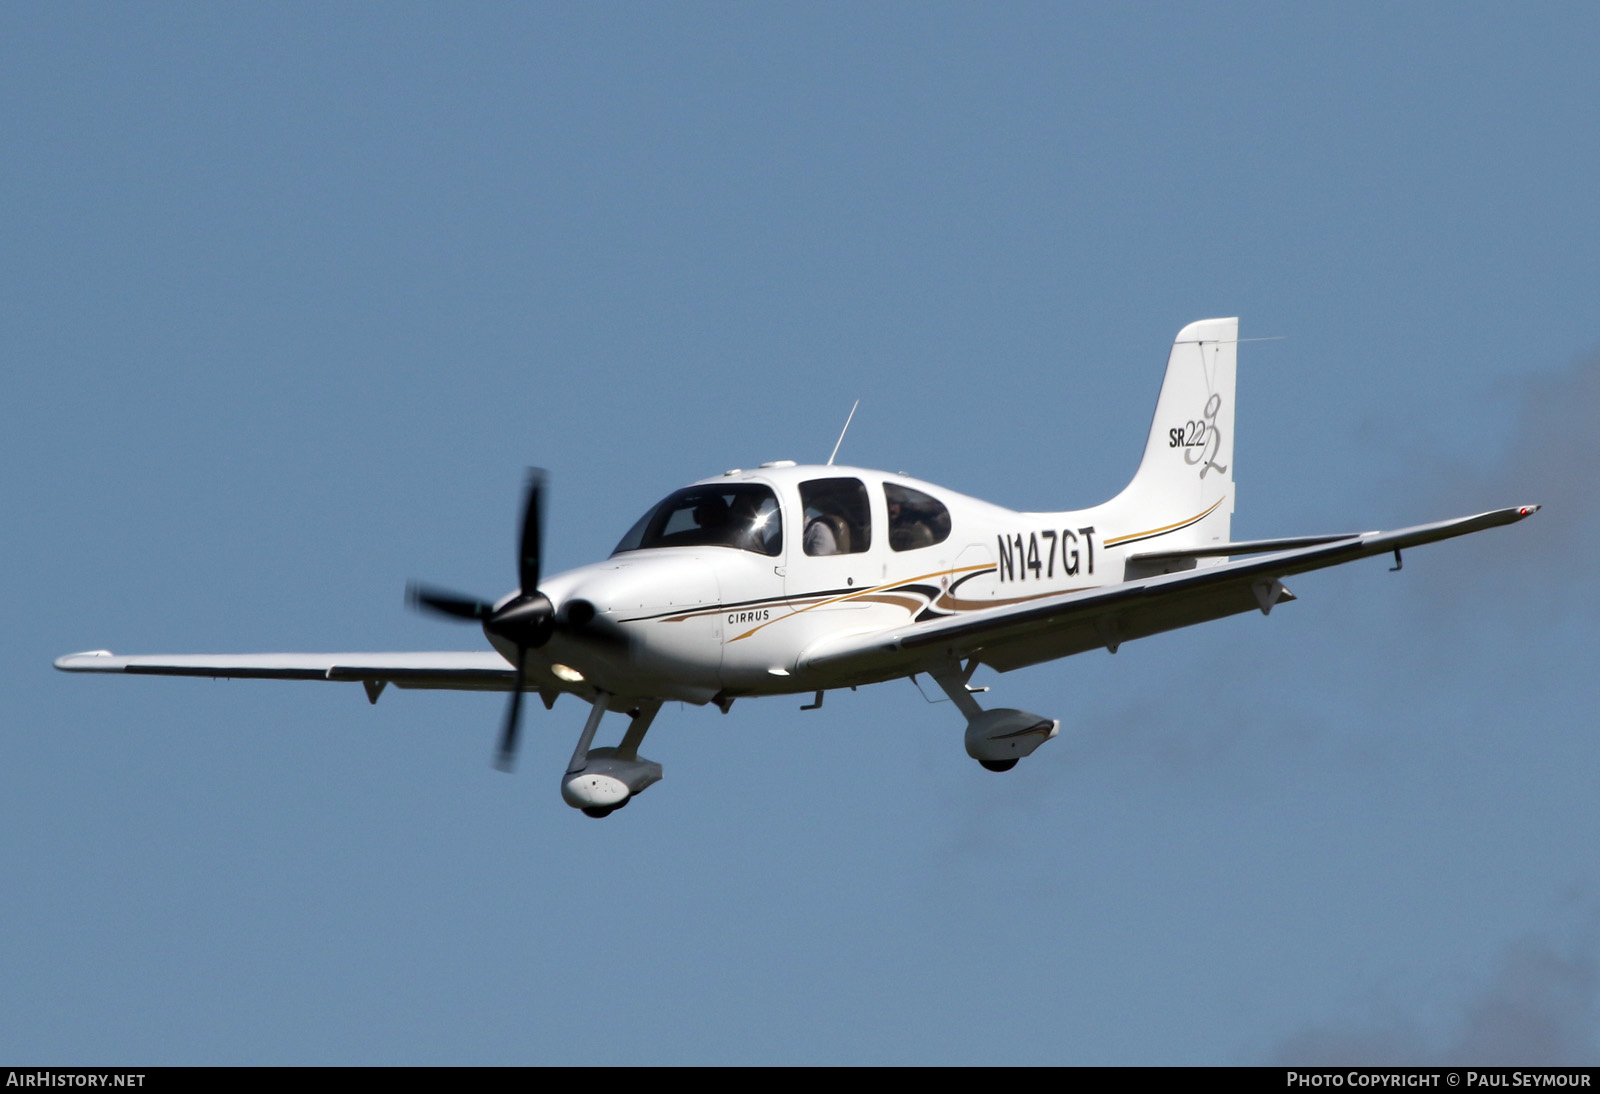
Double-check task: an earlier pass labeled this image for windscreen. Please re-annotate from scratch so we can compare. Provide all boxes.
[613,484,783,557]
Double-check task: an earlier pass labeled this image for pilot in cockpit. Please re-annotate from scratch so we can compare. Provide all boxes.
[692,495,731,540]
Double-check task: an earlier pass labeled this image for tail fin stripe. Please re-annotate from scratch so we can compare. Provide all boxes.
[1104,497,1227,548]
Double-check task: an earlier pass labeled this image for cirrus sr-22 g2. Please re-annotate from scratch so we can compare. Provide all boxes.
[57,319,1538,817]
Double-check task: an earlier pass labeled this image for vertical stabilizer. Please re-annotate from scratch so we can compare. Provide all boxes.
[1105,318,1237,552]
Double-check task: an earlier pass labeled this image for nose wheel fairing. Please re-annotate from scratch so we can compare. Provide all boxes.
[559,695,665,816]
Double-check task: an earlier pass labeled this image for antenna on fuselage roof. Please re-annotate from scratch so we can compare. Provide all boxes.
[826,399,860,467]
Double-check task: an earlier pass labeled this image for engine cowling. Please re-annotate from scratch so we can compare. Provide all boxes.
[964,708,1059,770]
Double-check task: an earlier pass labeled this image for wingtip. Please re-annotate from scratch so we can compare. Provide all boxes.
[54,650,115,671]
[1516,504,1541,518]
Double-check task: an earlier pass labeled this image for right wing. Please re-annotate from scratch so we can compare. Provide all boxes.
[800,504,1539,681]
[53,650,518,700]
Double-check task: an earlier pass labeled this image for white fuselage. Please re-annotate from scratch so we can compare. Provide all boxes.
[496,462,1227,706]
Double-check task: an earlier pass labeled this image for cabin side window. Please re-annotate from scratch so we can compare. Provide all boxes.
[799,477,871,556]
[884,483,951,551]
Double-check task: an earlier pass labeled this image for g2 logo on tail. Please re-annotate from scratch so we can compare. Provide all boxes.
[1170,394,1228,479]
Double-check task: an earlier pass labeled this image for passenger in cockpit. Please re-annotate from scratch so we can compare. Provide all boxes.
[887,493,933,550]
[805,513,852,555]
[801,477,868,556]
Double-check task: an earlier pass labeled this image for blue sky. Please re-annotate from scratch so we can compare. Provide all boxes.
[4,4,1597,1064]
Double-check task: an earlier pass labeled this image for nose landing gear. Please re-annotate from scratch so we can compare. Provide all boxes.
[560,694,664,817]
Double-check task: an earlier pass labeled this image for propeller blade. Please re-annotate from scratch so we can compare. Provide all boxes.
[518,468,546,597]
[410,471,558,773]
[407,583,492,622]
[494,646,529,772]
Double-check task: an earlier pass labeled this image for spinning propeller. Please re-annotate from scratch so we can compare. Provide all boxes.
[407,469,619,772]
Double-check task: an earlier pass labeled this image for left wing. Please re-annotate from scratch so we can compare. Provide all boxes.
[800,505,1539,681]
[53,650,517,701]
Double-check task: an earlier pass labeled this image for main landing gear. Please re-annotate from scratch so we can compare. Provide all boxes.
[927,661,1059,772]
[560,693,664,818]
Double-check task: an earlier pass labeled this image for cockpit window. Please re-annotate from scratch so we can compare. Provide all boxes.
[613,484,783,557]
[884,483,951,551]
[800,477,871,556]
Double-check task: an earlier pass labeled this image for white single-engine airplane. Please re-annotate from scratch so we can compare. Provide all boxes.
[57,319,1538,816]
